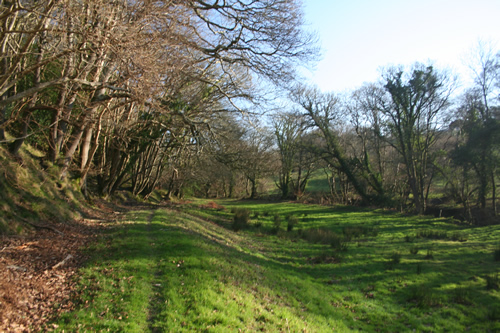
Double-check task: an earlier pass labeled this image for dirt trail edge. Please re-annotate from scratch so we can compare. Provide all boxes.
[0,201,121,332]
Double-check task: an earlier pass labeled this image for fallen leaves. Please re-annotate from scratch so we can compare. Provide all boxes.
[0,219,100,332]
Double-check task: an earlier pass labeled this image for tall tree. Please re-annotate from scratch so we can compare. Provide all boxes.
[450,90,500,217]
[291,85,387,205]
[462,42,500,214]
[379,64,454,214]
[240,128,275,199]
[273,111,304,199]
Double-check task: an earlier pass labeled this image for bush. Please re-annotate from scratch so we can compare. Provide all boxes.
[232,208,250,231]
[286,215,299,232]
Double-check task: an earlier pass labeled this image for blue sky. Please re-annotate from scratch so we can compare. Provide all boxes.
[302,0,500,92]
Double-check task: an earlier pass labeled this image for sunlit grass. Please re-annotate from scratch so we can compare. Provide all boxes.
[53,199,500,332]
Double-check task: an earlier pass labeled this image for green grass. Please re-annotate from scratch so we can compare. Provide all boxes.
[52,199,500,332]
[305,169,330,193]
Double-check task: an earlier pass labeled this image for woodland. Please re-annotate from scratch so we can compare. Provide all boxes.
[1,1,500,331]
[1,0,499,224]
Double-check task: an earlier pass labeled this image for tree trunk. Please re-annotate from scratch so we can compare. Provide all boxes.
[80,109,105,190]
[49,90,76,163]
[80,127,93,172]
[250,178,257,199]
[60,111,91,179]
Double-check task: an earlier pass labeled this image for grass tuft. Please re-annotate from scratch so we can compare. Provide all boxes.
[416,229,448,240]
[385,252,401,270]
[424,249,434,260]
[494,244,500,261]
[286,215,299,232]
[450,231,467,242]
[416,263,422,275]
[409,246,419,255]
[301,228,337,245]
[343,225,378,240]
[452,286,471,305]
[485,274,499,290]
[272,213,281,233]
[487,307,500,321]
[309,251,342,264]
[330,233,349,252]
[407,285,441,308]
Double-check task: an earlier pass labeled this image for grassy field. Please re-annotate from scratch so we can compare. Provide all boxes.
[52,199,500,332]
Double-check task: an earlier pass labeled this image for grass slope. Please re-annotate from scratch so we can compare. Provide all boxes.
[53,200,500,332]
[0,145,86,234]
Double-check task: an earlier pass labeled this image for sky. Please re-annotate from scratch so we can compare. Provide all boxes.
[301,0,500,92]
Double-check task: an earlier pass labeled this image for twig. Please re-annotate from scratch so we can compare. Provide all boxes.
[52,254,73,269]
[7,265,27,272]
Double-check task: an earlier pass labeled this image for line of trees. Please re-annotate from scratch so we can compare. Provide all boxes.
[0,0,316,198]
[2,2,498,223]
[271,57,499,222]
[191,56,499,224]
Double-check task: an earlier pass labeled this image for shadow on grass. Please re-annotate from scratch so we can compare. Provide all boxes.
[58,206,500,332]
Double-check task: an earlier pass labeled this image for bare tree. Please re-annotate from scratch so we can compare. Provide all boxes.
[291,85,388,205]
[273,111,303,199]
[0,0,318,200]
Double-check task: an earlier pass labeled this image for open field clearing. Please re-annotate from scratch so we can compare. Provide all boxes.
[52,200,500,332]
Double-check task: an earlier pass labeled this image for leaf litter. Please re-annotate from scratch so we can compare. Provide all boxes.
[0,206,114,332]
